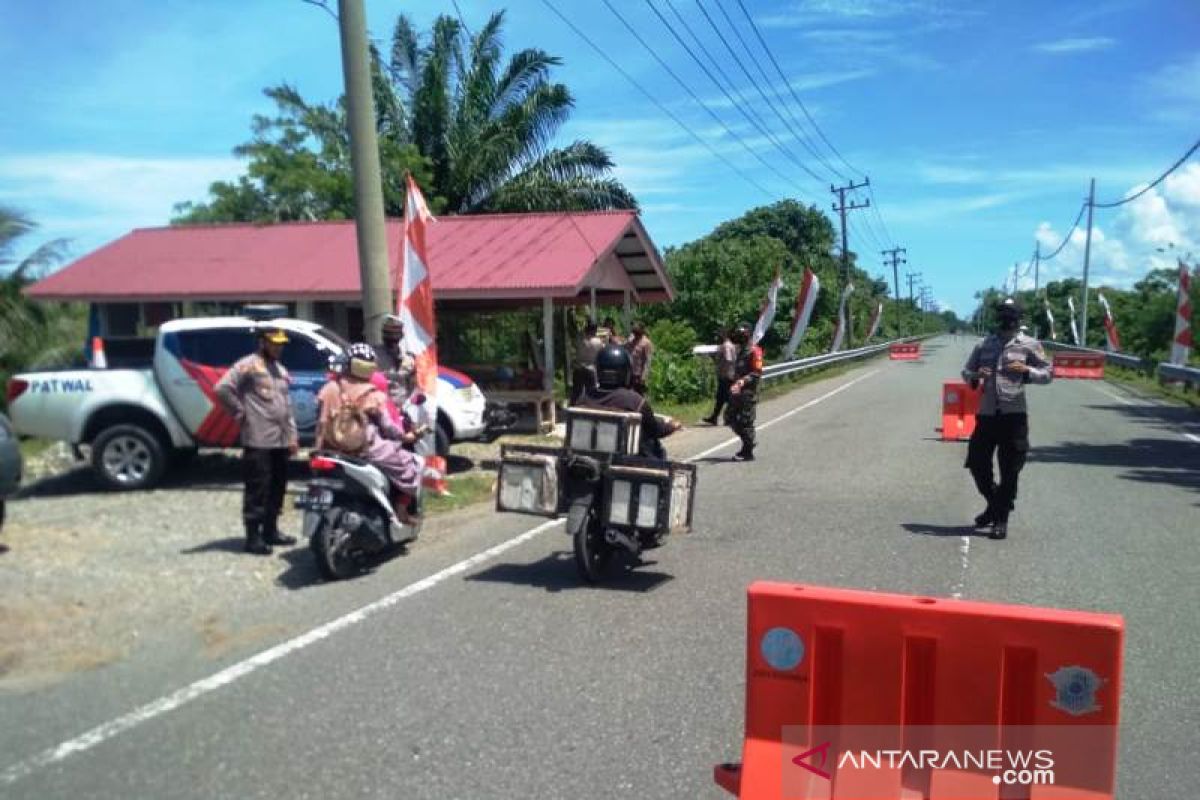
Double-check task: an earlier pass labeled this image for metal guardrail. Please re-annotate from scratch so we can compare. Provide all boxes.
[761,335,934,382]
[1042,341,1151,371]
[1157,362,1200,388]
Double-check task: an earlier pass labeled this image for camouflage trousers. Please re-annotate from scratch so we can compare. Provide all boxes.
[723,392,757,451]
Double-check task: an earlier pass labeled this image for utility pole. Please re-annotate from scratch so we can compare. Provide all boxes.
[832,178,871,347]
[882,247,906,336]
[1011,262,1021,295]
[338,0,393,345]
[1033,243,1041,293]
[1080,177,1096,348]
[906,271,921,334]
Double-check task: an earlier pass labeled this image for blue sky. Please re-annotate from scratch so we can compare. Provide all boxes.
[2,0,1198,316]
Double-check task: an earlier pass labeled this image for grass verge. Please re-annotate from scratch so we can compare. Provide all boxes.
[426,473,495,514]
[1104,365,1200,409]
[18,437,54,461]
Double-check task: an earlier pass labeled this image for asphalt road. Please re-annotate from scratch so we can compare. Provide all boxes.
[4,335,1198,799]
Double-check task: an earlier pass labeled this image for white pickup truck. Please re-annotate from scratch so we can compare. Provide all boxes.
[5,317,494,490]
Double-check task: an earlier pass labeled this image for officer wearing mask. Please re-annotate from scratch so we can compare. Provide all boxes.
[726,322,763,461]
[377,314,417,408]
[215,326,299,555]
[575,345,681,459]
[962,298,1053,539]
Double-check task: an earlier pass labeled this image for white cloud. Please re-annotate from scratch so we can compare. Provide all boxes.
[1025,170,1199,291]
[1142,53,1200,123]
[1032,37,1116,54]
[0,153,244,256]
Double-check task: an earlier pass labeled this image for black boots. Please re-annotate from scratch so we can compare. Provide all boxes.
[244,521,272,555]
[989,517,1009,540]
[262,519,297,546]
[733,449,755,461]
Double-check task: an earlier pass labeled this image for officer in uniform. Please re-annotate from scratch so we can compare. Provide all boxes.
[725,322,763,462]
[962,298,1053,539]
[376,314,417,409]
[575,345,680,459]
[216,326,300,555]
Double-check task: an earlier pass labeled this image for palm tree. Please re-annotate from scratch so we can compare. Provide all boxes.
[387,11,636,213]
[1,207,84,399]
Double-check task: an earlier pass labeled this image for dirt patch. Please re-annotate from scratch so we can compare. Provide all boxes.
[0,599,128,691]
[197,614,294,660]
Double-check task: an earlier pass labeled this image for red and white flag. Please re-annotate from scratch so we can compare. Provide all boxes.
[865,300,884,340]
[1067,295,1080,345]
[829,283,854,353]
[782,267,819,359]
[1097,292,1120,352]
[1171,260,1193,366]
[399,174,448,494]
[1044,299,1057,341]
[751,268,782,345]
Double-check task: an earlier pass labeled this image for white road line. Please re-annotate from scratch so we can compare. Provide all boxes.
[1,369,879,785]
[1091,385,1200,444]
[1092,385,1137,406]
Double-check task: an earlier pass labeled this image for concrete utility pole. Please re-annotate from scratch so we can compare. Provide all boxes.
[906,271,922,319]
[882,247,906,334]
[1033,243,1041,293]
[338,0,393,345]
[1080,177,1096,347]
[832,178,871,347]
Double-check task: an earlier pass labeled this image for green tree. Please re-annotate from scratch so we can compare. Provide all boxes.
[175,11,634,222]
[1,207,86,407]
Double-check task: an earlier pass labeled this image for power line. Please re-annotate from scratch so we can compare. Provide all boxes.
[596,0,811,197]
[703,0,847,182]
[538,0,780,198]
[642,0,826,191]
[1093,136,1200,208]
[1038,202,1087,261]
[733,0,861,178]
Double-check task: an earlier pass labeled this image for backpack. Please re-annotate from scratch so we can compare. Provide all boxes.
[326,385,370,455]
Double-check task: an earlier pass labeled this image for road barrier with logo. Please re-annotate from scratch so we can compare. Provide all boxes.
[940,381,981,441]
[1051,353,1105,380]
[714,582,1123,799]
[889,343,921,360]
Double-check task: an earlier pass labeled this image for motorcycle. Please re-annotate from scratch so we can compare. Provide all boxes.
[296,451,423,581]
[496,407,695,583]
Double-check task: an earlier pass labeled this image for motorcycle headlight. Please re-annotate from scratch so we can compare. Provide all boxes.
[458,384,483,403]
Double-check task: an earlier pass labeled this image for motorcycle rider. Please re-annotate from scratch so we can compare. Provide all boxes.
[962,297,1053,539]
[315,343,426,523]
[575,344,680,459]
[376,314,417,408]
[726,322,763,461]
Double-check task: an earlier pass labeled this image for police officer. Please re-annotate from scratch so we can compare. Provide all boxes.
[726,322,763,462]
[962,298,1053,539]
[377,314,417,408]
[575,345,680,459]
[216,326,299,555]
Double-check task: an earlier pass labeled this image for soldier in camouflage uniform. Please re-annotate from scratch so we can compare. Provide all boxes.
[725,323,763,462]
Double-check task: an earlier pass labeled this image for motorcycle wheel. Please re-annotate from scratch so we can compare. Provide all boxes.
[568,497,611,583]
[310,511,359,581]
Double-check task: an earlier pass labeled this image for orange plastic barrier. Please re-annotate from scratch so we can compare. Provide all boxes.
[940,381,981,441]
[1052,353,1105,379]
[889,343,921,360]
[714,582,1123,799]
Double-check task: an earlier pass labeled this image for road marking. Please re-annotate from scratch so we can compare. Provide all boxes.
[689,370,880,461]
[1092,385,1200,444]
[1,369,878,785]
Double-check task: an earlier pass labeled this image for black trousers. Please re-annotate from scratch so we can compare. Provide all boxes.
[570,366,595,405]
[243,447,289,529]
[710,378,733,419]
[965,413,1029,522]
[724,392,757,452]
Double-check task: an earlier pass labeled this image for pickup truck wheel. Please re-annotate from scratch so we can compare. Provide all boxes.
[92,425,167,491]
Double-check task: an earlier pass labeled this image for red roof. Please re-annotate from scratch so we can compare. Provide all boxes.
[27,211,673,303]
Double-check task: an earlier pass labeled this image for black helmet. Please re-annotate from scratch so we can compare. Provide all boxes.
[731,322,752,344]
[594,344,632,389]
[996,297,1023,325]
